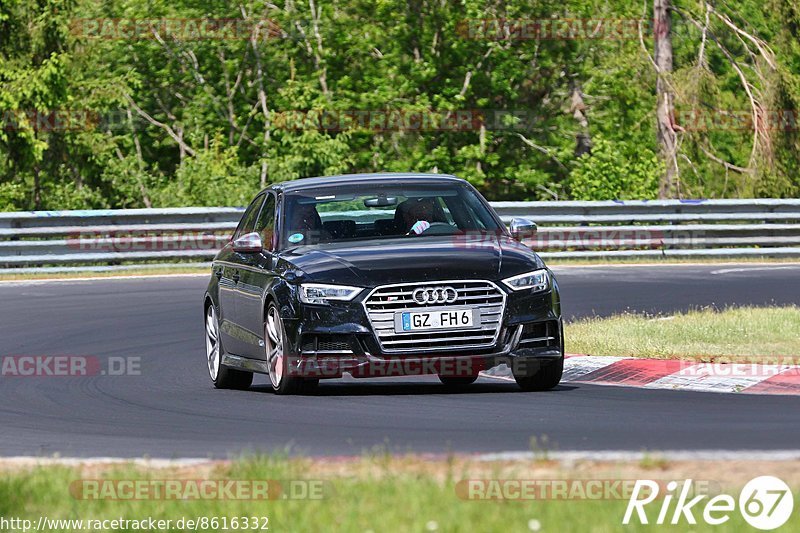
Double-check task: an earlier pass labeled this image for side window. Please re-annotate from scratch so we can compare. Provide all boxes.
[255,194,276,249]
[233,194,265,240]
[463,203,488,230]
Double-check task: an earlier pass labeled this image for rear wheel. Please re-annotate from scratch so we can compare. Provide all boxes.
[438,375,478,386]
[265,303,317,395]
[513,356,563,392]
[205,304,253,390]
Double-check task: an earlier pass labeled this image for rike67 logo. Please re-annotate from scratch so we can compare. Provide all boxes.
[623,476,793,530]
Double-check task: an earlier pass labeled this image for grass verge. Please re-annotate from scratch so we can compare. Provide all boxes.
[0,454,791,532]
[565,306,800,361]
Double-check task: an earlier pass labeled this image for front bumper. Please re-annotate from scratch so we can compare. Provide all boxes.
[281,282,563,379]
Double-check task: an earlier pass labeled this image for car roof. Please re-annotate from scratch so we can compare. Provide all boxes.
[270,172,465,193]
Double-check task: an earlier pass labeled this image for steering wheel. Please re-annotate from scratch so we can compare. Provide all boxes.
[405,222,454,236]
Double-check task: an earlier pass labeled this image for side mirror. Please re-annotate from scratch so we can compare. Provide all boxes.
[232,231,263,253]
[509,218,537,242]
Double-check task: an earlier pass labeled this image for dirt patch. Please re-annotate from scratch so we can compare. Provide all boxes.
[0,455,794,491]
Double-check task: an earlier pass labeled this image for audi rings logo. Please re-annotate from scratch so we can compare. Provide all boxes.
[413,286,458,305]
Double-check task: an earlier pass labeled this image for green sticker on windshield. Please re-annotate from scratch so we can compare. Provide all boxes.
[288,233,304,243]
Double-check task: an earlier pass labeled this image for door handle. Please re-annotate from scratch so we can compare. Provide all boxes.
[232,272,240,283]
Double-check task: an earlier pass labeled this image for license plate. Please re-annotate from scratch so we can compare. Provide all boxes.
[395,308,477,333]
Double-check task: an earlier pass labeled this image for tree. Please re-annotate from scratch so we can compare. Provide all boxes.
[654,0,678,198]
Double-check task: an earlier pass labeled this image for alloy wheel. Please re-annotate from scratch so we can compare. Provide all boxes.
[205,305,221,381]
[266,306,285,388]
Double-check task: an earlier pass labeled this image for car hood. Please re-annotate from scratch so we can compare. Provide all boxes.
[279,235,545,287]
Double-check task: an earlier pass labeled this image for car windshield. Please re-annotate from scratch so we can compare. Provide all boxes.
[281,182,502,248]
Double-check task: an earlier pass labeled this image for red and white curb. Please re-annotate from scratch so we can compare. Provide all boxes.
[483,355,800,395]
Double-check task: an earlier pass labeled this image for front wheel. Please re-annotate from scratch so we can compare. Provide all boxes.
[265,303,317,395]
[205,304,253,390]
[513,356,563,392]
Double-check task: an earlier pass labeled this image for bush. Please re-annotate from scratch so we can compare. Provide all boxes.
[39,181,107,210]
[0,182,28,211]
[568,138,661,200]
[150,143,261,208]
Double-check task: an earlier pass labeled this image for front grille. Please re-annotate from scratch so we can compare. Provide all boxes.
[363,280,505,353]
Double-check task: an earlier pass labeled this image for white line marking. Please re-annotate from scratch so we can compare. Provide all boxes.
[476,450,800,462]
[710,265,800,275]
[5,451,800,465]
[0,456,213,467]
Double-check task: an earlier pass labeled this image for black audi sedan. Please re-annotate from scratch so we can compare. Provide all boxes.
[204,173,563,394]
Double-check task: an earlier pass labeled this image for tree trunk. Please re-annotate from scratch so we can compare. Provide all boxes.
[33,164,41,209]
[569,78,592,157]
[654,0,678,198]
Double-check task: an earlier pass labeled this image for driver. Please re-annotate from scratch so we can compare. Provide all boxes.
[289,202,322,232]
[399,198,439,233]
[286,200,329,243]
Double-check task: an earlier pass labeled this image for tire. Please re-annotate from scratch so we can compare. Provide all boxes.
[205,304,253,390]
[438,375,478,386]
[513,356,563,392]
[265,303,318,395]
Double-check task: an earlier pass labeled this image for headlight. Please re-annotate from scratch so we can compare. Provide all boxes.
[299,283,363,304]
[501,269,550,292]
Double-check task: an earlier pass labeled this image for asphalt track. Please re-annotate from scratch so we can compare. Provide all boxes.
[0,264,799,458]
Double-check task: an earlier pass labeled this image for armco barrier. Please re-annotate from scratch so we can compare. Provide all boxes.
[1,199,799,268]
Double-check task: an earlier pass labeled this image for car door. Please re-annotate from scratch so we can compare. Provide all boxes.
[218,193,265,356]
[234,192,278,359]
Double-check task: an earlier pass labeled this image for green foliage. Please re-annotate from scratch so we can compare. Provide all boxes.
[0,182,27,211]
[98,154,158,209]
[151,143,260,208]
[0,0,799,210]
[40,179,107,210]
[269,130,355,184]
[568,138,661,200]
